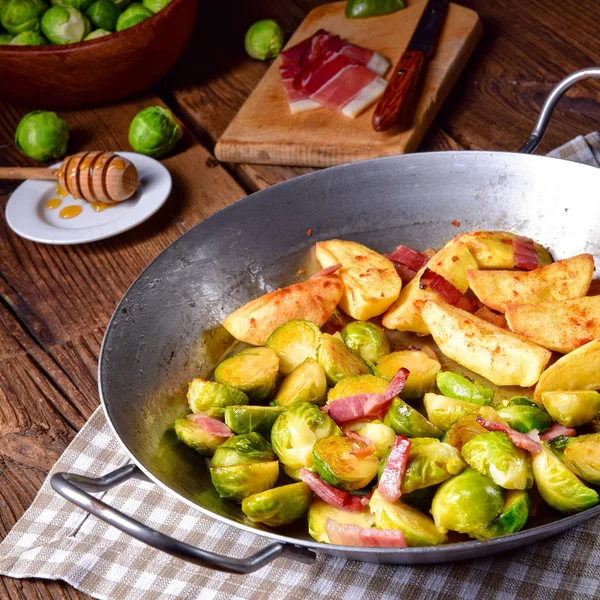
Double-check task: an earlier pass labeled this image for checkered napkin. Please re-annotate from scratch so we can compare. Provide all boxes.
[2,135,600,600]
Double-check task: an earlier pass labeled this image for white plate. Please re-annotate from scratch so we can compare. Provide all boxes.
[5,152,172,245]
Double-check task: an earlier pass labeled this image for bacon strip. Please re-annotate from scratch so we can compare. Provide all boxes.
[383,367,410,401]
[310,263,342,279]
[325,393,384,423]
[419,268,475,313]
[325,518,407,547]
[378,435,411,502]
[186,414,232,437]
[474,306,508,329]
[386,245,429,272]
[540,423,577,441]
[513,236,539,270]
[476,416,542,454]
[343,429,376,458]
[298,469,366,512]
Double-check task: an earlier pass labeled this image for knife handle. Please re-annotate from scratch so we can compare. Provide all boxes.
[372,50,425,132]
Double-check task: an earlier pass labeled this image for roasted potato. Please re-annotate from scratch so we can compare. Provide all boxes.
[382,243,478,334]
[534,339,600,404]
[506,295,600,353]
[467,254,594,313]
[421,301,552,387]
[222,275,343,345]
[315,239,401,320]
[452,231,552,269]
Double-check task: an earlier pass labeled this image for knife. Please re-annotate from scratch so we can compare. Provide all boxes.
[372,0,449,132]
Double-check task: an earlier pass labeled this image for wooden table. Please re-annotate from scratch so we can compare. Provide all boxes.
[1,0,599,597]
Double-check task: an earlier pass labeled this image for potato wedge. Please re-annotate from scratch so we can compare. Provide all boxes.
[422,301,552,387]
[506,295,600,353]
[222,274,342,345]
[534,339,600,403]
[382,243,478,334]
[452,230,552,269]
[467,254,594,313]
[315,239,401,320]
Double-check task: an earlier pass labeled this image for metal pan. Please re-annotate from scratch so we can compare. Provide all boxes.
[52,68,600,573]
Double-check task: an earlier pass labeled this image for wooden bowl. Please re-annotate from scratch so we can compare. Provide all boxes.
[0,0,198,109]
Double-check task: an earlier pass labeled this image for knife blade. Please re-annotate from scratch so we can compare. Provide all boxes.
[372,0,449,132]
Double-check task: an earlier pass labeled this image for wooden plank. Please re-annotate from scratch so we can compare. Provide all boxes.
[214,1,482,167]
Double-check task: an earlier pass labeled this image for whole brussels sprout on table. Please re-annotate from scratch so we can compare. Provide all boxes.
[128,106,183,159]
[15,110,69,161]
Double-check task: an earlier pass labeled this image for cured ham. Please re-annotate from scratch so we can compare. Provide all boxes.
[325,518,408,548]
[386,245,429,272]
[186,414,232,437]
[378,435,411,502]
[419,268,475,313]
[310,263,342,279]
[540,423,577,441]
[513,236,539,270]
[298,468,366,512]
[343,429,376,458]
[476,416,542,454]
[280,62,322,114]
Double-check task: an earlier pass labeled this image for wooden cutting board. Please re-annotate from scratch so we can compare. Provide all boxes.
[215,1,481,168]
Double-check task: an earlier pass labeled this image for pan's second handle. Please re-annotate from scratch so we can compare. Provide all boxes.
[519,67,600,154]
[51,464,316,574]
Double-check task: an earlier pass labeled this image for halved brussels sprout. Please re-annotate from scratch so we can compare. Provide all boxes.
[531,445,598,513]
[271,401,340,479]
[431,468,505,534]
[241,482,313,527]
[266,320,322,374]
[211,433,275,467]
[423,393,483,431]
[542,391,600,428]
[384,398,443,439]
[442,414,488,451]
[375,349,441,400]
[496,396,553,433]
[173,418,229,456]
[402,485,437,512]
[210,461,279,502]
[273,358,327,406]
[369,489,447,546]
[550,434,600,485]
[307,498,375,543]
[340,321,391,365]
[471,490,530,540]
[187,378,248,419]
[435,371,493,406]
[356,420,395,459]
[313,435,379,491]
[462,432,533,490]
[224,405,285,439]
[214,347,279,402]
[327,374,388,402]
[316,333,370,385]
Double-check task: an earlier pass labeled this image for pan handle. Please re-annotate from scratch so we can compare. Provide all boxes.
[50,464,316,574]
[519,66,600,154]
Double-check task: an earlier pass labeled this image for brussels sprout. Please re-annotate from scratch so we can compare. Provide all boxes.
[423,393,483,431]
[173,417,229,456]
[471,490,530,540]
[431,468,504,534]
[384,398,442,439]
[550,434,600,486]
[115,2,151,30]
[10,30,46,43]
[242,482,313,527]
[128,105,182,158]
[271,401,340,479]
[435,371,493,406]
[83,27,110,38]
[341,321,391,365]
[313,435,379,491]
[187,378,247,420]
[85,0,119,30]
[462,432,533,490]
[210,461,279,502]
[375,349,441,400]
[211,432,275,467]
[244,18,284,60]
[41,6,90,44]
[0,0,46,35]
[542,391,600,428]
[356,420,395,459]
[442,414,488,451]
[0,32,13,43]
[273,358,327,406]
[531,445,598,513]
[142,0,169,12]
[15,111,69,161]
[307,498,375,543]
[265,320,321,375]
[369,489,447,546]
[214,347,279,402]
[327,374,388,402]
[496,396,553,433]
[402,485,437,512]
[317,334,370,385]
[224,405,285,439]
[112,0,130,6]
[50,0,94,9]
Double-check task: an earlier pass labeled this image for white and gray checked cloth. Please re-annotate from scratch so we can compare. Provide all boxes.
[1,133,600,600]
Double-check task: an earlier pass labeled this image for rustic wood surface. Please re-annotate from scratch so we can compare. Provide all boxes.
[1,0,600,597]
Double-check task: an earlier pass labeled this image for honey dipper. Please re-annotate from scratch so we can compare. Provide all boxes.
[0,151,139,204]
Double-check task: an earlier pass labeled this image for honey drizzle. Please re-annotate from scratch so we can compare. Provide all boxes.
[46,198,61,210]
[91,202,109,212]
[59,205,83,219]
[55,184,68,198]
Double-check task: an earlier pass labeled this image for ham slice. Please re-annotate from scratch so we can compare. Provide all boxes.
[419,268,475,313]
[378,435,411,502]
[474,306,509,329]
[386,245,429,272]
[310,263,342,279]
[476,416,542,454]
[186,414,232,437]
[325,518,407,547]
[540,423,577,441]
[343,429,376,458]
[280,62,322,114]
[298,468,366,512]
[513,236,539,270]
